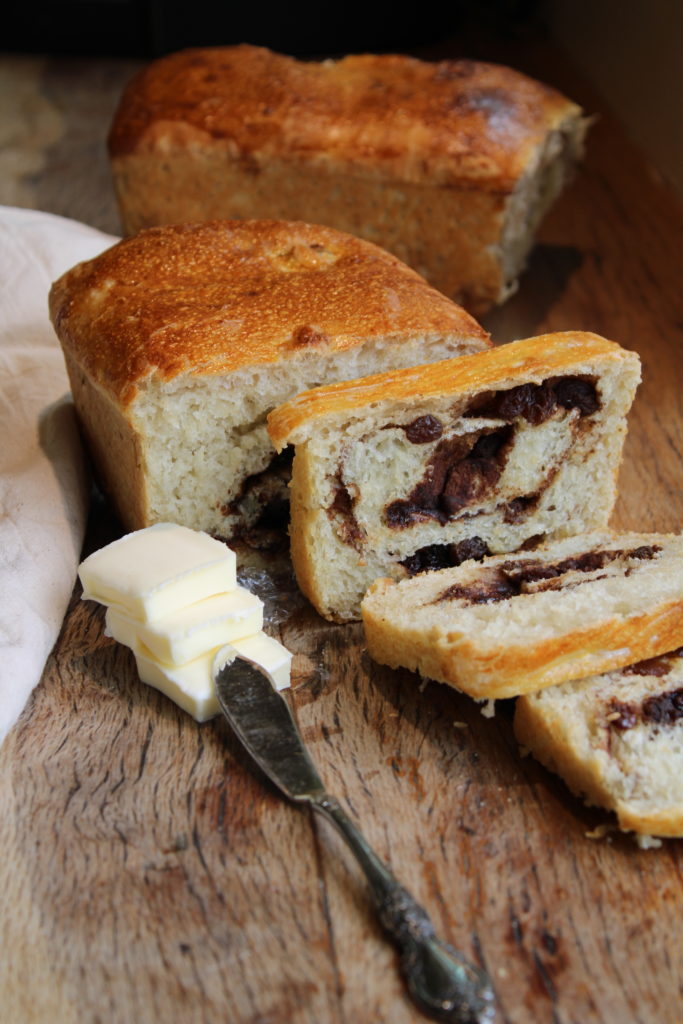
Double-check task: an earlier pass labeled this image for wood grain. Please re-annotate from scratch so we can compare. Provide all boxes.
[2,43,683,1024]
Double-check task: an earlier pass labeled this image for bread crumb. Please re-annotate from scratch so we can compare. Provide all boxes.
[480,699,496,718]
[453,721,468,730]
[585,823,614,840]
[635,833,662,850]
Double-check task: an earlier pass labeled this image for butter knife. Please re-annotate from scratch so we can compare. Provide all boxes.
[214,654,496,1023]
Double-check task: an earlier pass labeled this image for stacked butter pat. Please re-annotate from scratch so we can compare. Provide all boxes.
[78,522,292,721]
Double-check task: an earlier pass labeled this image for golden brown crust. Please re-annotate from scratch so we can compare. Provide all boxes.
[62,350,150,528]
[108,45,581,192]
[49,219,488,407]
[285,445,343,620]
[362,590,683,700]
[268,331,633,449]
[513,692,621,813]
[514,674,683,837]
[616,806,683,837]
[361,533,683,700]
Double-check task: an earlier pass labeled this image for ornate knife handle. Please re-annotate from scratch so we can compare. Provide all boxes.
[311,794,495,1024]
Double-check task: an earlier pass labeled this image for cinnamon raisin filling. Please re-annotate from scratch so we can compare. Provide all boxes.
[402,415,444,444]
[464,374,599,424]
[433,544,662,604]
[222,448,293,549]
[642,687,683,725]
[607,649,683,731]
[384,425,513,528]
[606,701,639,731]
[327,476,364,551]
[607,653,683,731]
[400,536,490,576]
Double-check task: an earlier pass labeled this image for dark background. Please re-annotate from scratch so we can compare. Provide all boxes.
[4,0,543,58]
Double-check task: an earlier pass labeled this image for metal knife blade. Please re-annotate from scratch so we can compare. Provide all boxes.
[214,654,325,802]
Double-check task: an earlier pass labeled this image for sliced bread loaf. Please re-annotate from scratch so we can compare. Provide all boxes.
[361,530,683,699]
[49,219,488,548]
[268,333,640,620]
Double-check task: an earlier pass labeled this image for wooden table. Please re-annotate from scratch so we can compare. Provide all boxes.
[1,42,682,1024]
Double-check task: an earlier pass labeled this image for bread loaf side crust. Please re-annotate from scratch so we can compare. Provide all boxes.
[514,692,618,809]
[286,444,344,621]
[62,350,150,527]
[110,153,512,312]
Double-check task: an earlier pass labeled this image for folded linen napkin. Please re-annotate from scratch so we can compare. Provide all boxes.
[0,207,117,745]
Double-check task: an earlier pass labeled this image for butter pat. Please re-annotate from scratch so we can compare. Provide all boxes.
[135,646,221,722]
[218,633,293,692]
[80,523,293,723]
[105,586,263,665]
[136,631,293,722]
[79,523,236,621]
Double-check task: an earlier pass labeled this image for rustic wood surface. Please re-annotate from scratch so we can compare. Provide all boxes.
[1,40,682,1024]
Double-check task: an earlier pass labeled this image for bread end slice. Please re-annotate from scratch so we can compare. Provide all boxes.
[514,649,683,837]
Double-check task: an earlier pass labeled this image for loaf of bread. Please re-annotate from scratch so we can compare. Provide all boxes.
[268,333,640,621]
[108,44,588,314]
[514,648,683,837]
[49,219,489,547]
[361,531,683,700]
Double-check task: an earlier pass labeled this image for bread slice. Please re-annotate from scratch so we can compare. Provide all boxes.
[268,333,640,621]
[108,44,588,314]
[514,648,683,837]
[361,530,683,700]
[49,219,488,547]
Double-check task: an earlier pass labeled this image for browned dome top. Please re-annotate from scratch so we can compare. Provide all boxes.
[49,219,489,405]
[108,45,582,191]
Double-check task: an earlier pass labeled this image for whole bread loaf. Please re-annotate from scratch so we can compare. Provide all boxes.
[268,333,640,621]
[108,44,587,314]
[361,530,683,699]
[49,219,489,546]
[514,648,683,838]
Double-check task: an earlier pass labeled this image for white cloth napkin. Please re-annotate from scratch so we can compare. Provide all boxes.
[0,207,118,745]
